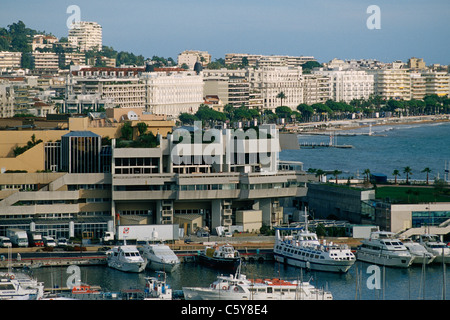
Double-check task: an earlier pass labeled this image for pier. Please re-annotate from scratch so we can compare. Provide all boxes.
[299,132,353,149]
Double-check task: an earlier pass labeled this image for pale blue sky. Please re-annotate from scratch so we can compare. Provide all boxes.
[1,0,449,64]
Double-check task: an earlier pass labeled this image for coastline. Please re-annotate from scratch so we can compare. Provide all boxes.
[283,114,450,133]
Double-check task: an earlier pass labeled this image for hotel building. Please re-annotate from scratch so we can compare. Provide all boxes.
[141,70,204,117]
[312,68,374,103]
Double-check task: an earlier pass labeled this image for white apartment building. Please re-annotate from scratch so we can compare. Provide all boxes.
[368,68,411,100]
[0,51,22,71]
[32,52,59,71]
[410,72,426,100]
[225,53,316,68]
[68,21,102,52]
[0,82,14,118]
[67,67,146,110]
[248,67,303,111]
[312,68,374,103]
[422,71,450,97]
[177,50,211,69]
[302,74,331,105]
[141,70,204,117]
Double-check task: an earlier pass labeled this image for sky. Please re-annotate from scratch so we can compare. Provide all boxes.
[1,0,449,65]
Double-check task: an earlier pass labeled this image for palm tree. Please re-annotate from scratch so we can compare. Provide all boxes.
[421,167,432,184]
[363,168,371,182]
[392,169,400,184]
[403,166,413,184]
[333,170,342,184]
[315,169,325,182]
[277,91,286,107]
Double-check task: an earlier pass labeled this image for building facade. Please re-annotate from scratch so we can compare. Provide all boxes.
[177,50,211,69]
[68,21,102,52]
[248,67,303,111]
[0,51,22,71]
[0,123,310,239]
[312,68,374,103]
[141,70,204,116]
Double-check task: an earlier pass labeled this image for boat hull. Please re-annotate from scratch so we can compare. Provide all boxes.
[198,254,240,270]
[273,252,354,273]
[182,287,332,301]
[146,259,179,273]
[107,260,146,273]
[356,251,413,268]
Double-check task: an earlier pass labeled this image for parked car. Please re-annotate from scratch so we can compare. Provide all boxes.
[57,237,68,247]
[43,236,56,247]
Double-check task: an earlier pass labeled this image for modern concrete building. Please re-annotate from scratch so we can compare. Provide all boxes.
[68,21,102,52]
[0,122,310,239]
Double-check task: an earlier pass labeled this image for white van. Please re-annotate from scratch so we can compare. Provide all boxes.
[0,236,12,248]
[43,236,56,247]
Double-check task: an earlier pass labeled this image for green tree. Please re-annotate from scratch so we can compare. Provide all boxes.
[276,91,286,107]
[392,169,400,184]
[120,122,133,140]
[178,113,198,125]
[297,103,314,122]
[421,167,432,185]
[363,168,371,182]
[403,166,413,184]
[136,122,148,136]
[332,170,342,184]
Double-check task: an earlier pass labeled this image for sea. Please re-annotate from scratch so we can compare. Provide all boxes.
[30,122,449,301]
[281,121,450,181]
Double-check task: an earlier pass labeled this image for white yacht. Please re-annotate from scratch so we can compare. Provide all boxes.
[139,241,180,273]
[106,243,147,273]
[400,238,435,265]
[183,265,332,300]
[0,272,44,300]
[356,231,413,268]
[418,234,450,264]
[273,211,355,273]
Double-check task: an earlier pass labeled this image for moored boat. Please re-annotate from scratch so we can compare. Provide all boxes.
[356,231,413,268]
[273,210,355,273]
[417,234,450,264]
[400,237,435,265]
[139,241,180,273]
[198,243,240,270]
[0,272,44,300]
[183,265,333,300]
[106,243,147,273]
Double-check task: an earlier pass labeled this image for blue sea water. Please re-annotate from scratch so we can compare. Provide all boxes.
[280,122,450,181]
[32,261,448,300]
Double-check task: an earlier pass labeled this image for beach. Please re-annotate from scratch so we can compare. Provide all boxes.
[283,114,450,133]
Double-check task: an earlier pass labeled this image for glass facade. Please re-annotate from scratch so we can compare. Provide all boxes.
[411,210,450,228]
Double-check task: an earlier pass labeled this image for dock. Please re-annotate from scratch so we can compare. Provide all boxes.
[300,142,353,148]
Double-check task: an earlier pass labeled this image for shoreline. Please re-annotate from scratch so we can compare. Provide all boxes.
[283,114,450,133]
